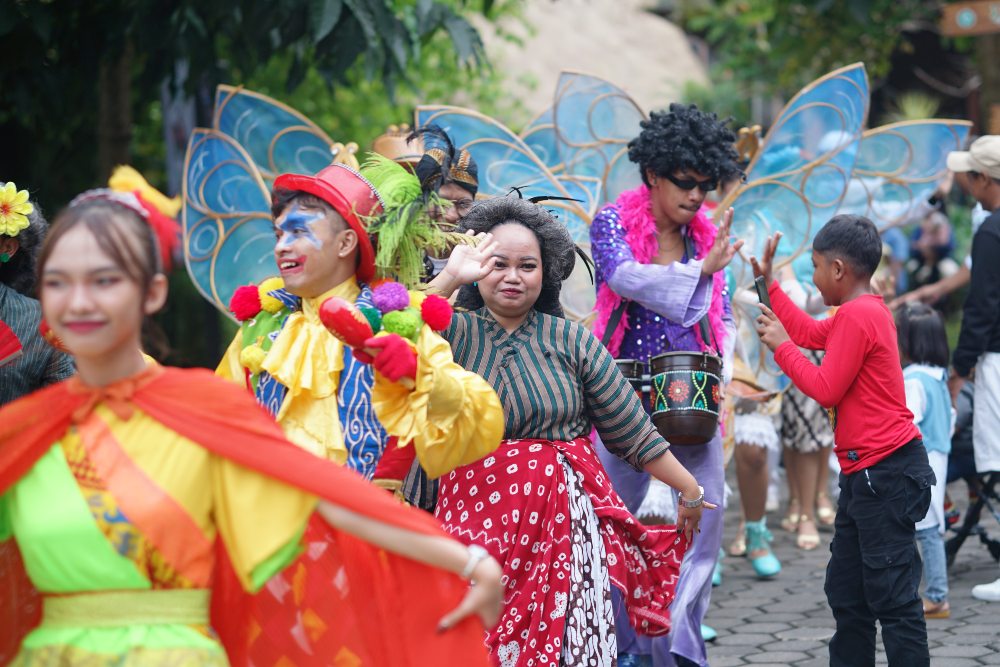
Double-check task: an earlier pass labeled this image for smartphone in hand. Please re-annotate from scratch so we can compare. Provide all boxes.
[754,275,772,310]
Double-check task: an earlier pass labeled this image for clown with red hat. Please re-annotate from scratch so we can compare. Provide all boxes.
[217,162,503,484]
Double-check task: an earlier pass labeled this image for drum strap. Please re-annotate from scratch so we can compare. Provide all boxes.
[684,233,720,355]
[599,234,719,355]
[600,300,628,348]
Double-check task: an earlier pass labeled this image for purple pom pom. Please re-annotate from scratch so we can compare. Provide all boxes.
[371,281,410,314]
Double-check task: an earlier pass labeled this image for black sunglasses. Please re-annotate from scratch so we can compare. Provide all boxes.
[663,173,718,193]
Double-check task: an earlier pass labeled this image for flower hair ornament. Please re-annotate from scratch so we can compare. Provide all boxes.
[0,182,34,240]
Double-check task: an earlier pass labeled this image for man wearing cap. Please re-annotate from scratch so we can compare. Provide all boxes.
[946,136,1000,601]
[217,163,503,482]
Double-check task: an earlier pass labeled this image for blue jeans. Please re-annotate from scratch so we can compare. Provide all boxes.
[916,525,949,602]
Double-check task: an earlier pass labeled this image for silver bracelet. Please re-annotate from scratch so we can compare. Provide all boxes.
[461,544,490,580]
[679,485,705,509]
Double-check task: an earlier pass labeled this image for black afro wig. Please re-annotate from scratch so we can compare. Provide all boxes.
[627,103,743,187]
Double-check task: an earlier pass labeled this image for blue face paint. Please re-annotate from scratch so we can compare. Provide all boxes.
[275,204,325,251]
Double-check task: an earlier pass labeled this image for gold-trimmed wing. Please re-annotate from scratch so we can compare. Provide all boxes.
[212,84,357,189]
[416,105,601,322]
[834,119,971,229]
[182,128,276,317]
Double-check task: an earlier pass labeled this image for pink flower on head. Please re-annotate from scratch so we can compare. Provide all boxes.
[371,281,410,314]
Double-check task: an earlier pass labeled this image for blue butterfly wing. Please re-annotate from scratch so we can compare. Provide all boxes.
[183,128,277,317]
[725,63,870,286]
[415,105,599,321]
[551,72,645,202]
[521,108,563,172]
[835,120,972,229]
[213,85,337,187]
[719,64,869,378]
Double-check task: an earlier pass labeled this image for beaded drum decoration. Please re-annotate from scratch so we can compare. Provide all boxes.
[650,352,723,445]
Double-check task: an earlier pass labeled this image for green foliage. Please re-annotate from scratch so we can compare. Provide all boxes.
[241,12,526,153]
[0,0,496,210]
[0,0,510,367]
[682,75,754,130]
[677,0,941,100]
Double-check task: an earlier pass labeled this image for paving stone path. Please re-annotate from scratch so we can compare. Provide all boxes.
[706,477,1000,666]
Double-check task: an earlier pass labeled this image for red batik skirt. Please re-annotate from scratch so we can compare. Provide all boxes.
[435,437,688,667]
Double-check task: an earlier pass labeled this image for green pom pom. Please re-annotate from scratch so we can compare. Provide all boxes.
[359,306,383,333]
[381,307,422,342]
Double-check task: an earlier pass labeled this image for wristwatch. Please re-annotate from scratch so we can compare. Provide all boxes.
[461,544,490,580]
[679,485,705,509]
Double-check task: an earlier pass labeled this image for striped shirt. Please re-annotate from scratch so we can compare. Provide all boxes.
[445,308,669,469]
[0,283,74,406]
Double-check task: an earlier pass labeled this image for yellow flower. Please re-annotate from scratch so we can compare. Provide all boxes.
[0,182,33,237]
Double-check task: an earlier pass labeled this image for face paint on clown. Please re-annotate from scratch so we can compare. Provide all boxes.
[273,200,360,299]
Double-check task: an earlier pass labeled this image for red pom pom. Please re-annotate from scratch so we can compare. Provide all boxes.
[420,294,453,331]
[230,285,262,321]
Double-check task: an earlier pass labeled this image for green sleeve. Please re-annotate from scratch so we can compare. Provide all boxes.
[248,522,306,592]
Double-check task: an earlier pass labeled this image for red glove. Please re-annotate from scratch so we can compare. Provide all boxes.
[351,348,375,364]
[364,334,417,383]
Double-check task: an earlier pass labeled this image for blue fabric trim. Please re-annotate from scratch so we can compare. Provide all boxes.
[338,285,388,479]
[254,284,387,479]
[267,288,300,311]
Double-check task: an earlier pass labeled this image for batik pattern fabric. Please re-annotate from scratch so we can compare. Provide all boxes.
[218,278,387,478]
[0,283,73,407]
[589,199,734,667]
[781,350,835,454]
[435,310,686,667]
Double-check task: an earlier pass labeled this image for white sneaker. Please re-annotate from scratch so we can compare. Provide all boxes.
[971,577,1000,602]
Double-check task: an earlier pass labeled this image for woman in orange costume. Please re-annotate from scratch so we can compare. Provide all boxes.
[0,190,502,666]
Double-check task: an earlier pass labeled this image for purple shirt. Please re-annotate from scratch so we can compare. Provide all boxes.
[590,205,733,363]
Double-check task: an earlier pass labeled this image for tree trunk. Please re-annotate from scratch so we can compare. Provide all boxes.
[97,42,134,181]
[976,33,1000,134]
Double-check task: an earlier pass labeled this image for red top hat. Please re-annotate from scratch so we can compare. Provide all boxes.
[272,163,384,282]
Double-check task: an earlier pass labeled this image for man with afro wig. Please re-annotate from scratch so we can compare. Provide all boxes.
[591,103,745,667]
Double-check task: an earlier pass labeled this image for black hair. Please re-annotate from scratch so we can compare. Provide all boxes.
[0,195,48,297]
[627,103,743,187]
[812,214,882,277]
[270,190,339,222]
[43,199,161,295]
[453,197,577,317]
[896,302,950,368]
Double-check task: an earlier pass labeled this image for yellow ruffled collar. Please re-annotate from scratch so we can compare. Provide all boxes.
[260,278,361,399]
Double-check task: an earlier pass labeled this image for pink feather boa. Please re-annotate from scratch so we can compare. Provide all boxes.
[593,184,727,357]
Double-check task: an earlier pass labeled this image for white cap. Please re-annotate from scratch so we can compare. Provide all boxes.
[947,135,1000,180]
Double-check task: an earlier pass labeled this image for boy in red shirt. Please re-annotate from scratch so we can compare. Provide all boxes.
[752,214,932,667]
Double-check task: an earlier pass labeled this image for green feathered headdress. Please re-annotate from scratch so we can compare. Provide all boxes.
[361,153,468,288]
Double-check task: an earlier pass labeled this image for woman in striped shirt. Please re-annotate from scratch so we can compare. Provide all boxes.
[427,196,712,667]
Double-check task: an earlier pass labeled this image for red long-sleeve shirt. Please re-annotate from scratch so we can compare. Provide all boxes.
[769,282,920,474]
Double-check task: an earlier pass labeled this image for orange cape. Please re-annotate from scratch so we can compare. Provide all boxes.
[0,366,488,666]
